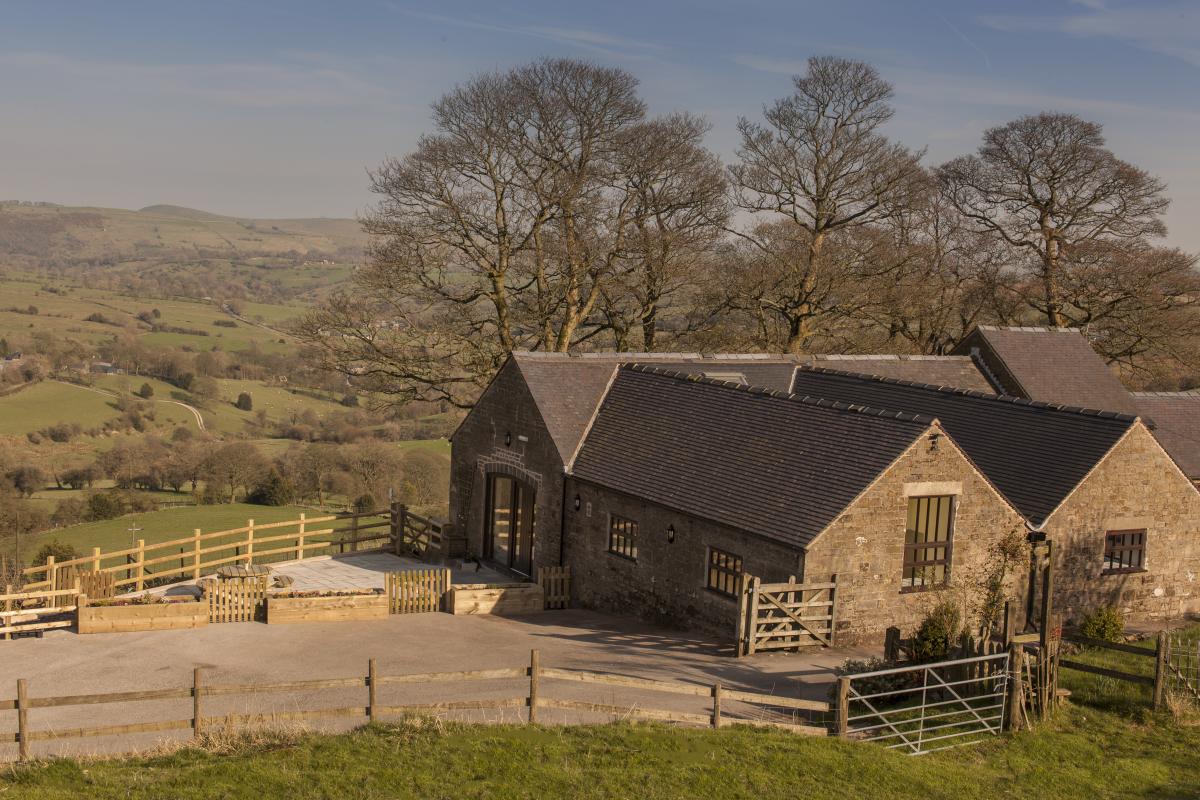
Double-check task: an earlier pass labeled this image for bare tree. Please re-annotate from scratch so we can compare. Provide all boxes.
[729,56,925,352]
[937,112,1170,328]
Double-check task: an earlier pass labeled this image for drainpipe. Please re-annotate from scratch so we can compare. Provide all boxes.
[558,468,569,567]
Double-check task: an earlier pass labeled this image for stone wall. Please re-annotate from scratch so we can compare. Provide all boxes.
[1043,423,1200,624]
[563,477,803,640]
[449,360,566,577]
[802,428,1029,645]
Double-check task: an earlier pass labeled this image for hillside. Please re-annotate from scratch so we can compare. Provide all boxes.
[0,202,366,303]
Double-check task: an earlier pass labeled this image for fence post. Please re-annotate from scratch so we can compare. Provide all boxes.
[528,649,540,724]
[193,668,203,738]
[3,584,11,641]
[1153,630,1169,711]
[884,626,901,662]
[734,573,748,658]
[368,658,377,723]
[91,546,101,574]
[350,512,360,554]
[1007,643,1026,732]
[16,678,29,761]
[192,530,201,580]
[836,676,850,738]
[245,520,255,565]
[399,505,409,554]
[828,574,839,647]
[712,682,723,729]
[46,556,56,608]
[746,576,761,656]
[134,540,145,592]
[1002,599,1014,645]
[297,513,306,561]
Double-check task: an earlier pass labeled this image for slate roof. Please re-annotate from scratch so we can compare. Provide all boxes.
[954,326,1140,415]
[513,353,806,462]
[1132,392,1200,478]
[791,367,1139,526]
[571,365,934,549]
[510,351,989,463]
[796,355,992,392]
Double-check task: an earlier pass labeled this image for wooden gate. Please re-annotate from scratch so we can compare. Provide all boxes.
[207,577,267,623]
[1165,628,1200,705]
[385,569,450,614]
[737,575,837,656]
[537,566,570,610]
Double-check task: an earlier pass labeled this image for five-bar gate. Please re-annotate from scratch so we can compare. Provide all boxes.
[736,575,837,656]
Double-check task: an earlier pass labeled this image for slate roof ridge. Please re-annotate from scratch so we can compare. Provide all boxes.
[511,350,799,362]
[805,354,976,362]
[975,324,1085,334]
[797,365,1141,423]
[1132,390,1200,398]
[624,363,935,426]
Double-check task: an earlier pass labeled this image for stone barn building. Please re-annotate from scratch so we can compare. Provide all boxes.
[448,328,1200,644]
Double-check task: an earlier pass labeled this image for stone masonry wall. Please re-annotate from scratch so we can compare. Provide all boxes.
[449,360,565,577]
[802,429,1029,645]
[563,476,803,640]
[1043,423,1200,624]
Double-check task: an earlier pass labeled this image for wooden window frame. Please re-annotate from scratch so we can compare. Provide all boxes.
[901,495,954,592]
[1102,529,1146,574]
[706,547,743,598]
[607,515,639,561]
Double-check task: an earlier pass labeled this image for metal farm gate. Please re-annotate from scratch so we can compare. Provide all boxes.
[736,575,837,656]
[836,649,1010,755]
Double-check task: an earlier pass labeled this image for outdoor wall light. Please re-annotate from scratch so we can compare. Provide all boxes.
[666,524,676,544]
[573,494,582,511]
[504,431,512,447]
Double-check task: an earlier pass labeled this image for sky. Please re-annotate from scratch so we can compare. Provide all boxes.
[1,0,1198,252]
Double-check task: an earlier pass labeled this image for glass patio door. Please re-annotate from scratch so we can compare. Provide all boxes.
[486,474,535,576]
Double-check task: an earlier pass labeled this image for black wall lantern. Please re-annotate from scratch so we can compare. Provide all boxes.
[573,494,582,512]
[666,524,676,544]
[504,431,512,447]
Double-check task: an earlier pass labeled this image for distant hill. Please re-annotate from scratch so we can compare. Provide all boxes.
[0,201,368,301]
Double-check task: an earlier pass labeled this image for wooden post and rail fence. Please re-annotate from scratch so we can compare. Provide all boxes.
[0,649,830,761]
[15,503,445,597]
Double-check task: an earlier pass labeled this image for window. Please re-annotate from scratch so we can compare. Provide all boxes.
[1104,530,1146,573]
[707,548,743,596]
[902,496,954,590]
[608,515,638,560]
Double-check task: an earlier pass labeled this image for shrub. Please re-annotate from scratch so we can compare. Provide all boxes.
[235,392,253,411]
[831,657,915,700]
[86,491,126,521]
[911,600,962,663]
[31,540,79,567]
[353,493,376,513]
[1079,606,1125,642]
[137,382,154,399]
[247,469,295,506]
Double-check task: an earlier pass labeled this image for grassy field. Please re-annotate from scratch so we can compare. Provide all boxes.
[21,503,312,561]
[0,381,125,435]
[1,704,1196,800]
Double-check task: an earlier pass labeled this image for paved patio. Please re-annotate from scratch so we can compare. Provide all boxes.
[153,551,511,597]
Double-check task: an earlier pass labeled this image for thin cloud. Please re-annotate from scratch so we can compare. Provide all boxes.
[392,8,665,59]
[981,3,1200,68]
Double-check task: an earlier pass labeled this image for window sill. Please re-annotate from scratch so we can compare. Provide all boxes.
[899,584,950,594]
[1101,567,1147,576]
[607,551,637,564]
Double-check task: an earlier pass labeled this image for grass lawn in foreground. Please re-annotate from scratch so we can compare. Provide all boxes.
[2,705,1197,800]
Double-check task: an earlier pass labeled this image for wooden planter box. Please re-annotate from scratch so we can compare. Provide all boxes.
[266,594,389,625]
[77,601,208,634]
[448,583,544,616]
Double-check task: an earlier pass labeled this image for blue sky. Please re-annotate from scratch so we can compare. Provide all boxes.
[2,0,1197,251]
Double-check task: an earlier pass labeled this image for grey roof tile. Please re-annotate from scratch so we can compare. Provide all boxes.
[1132,392,1200,478]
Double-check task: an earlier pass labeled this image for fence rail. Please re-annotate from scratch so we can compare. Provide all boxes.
[1059,631,1169,710]
[16,504,448,601]
[0,586,81,639]
[0,650,831,761]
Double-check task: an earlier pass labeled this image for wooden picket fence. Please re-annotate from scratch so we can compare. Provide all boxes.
[207,577,268,624]
[537,566,570,610]
[384,569,450,614]
[0,649,831,761]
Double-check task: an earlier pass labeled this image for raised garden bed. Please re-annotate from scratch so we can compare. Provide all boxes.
[266,591,389,625]
[448,583,544,616]
[77,598,208,634]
